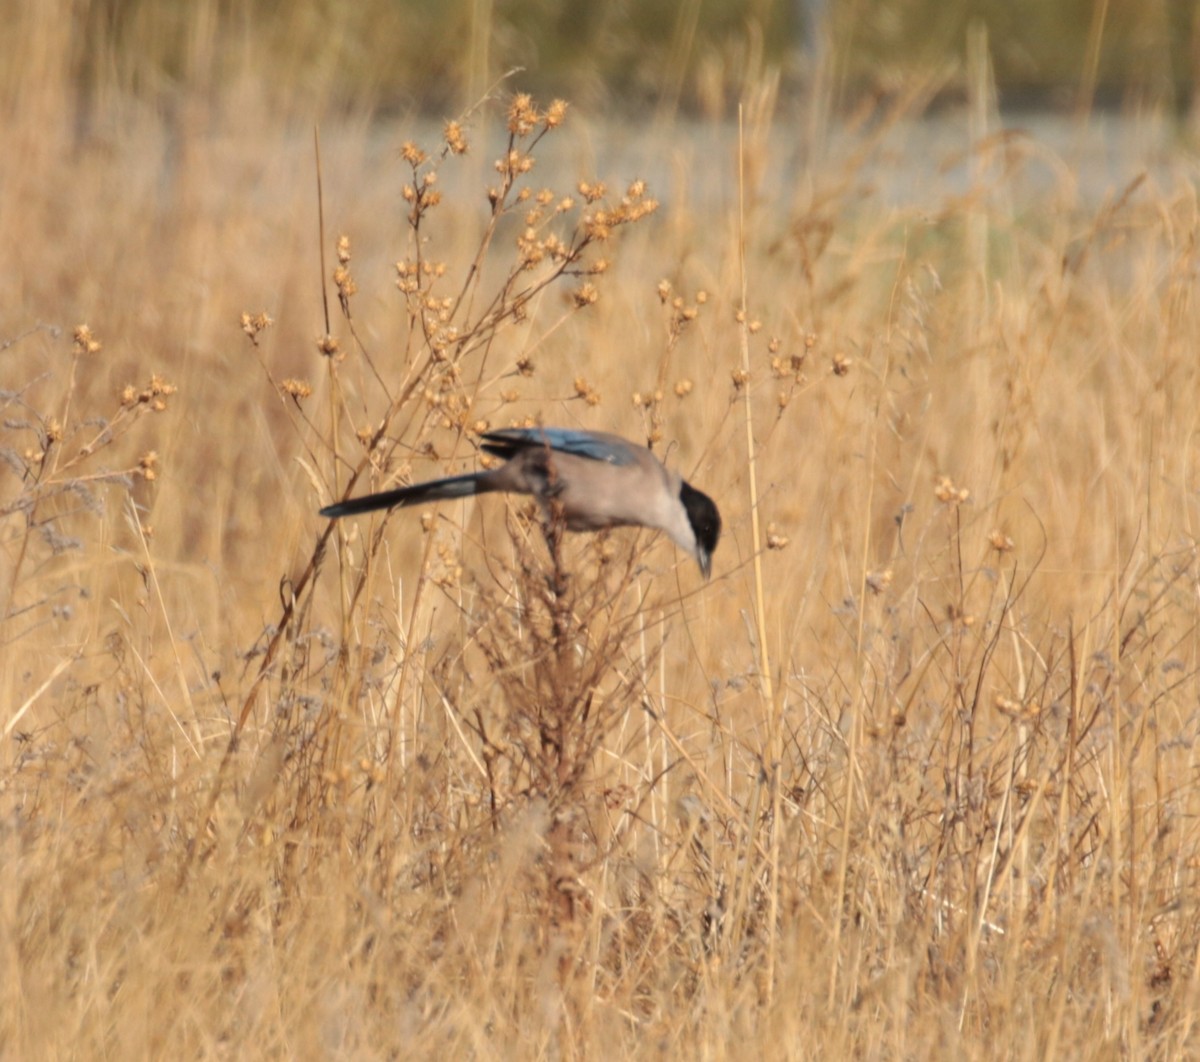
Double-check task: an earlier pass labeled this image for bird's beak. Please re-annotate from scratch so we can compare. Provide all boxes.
[698,549,712,580]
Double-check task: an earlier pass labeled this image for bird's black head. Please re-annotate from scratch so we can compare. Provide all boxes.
[679,480,721,579]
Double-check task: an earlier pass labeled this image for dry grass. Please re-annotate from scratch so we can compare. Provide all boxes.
[7,11,1200,1061]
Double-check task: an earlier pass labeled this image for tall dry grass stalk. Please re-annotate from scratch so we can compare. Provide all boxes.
[6,13,1200,1058]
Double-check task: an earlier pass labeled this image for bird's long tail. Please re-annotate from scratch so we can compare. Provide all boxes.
[320,472,489,519]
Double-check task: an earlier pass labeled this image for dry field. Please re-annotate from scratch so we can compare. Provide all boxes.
[6,17,1200,1061]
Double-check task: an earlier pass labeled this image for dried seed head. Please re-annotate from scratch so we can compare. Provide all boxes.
[333,266,357,300]
[946,603,975,627]
[572,283,598,307]
[583,213,611,241]
[995,695,1042,722]
[989,529,1014,552]
[400,141,427,165]
[282,378,313,399]
[934,476,970,505]
[240,311,274,345]
[508,93,539,135]
[444,120,468,155]
[674,379,693,397]
[578,180,606,203]
[336,235,351,264]
[544,99,568,128]
[574,377,601,405]
[72,324,102,356]
[866,568,893,593]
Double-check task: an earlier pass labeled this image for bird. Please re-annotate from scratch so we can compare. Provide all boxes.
[320,427,721,578]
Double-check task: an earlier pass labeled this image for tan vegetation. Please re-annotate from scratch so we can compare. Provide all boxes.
[6,9,1200,1060]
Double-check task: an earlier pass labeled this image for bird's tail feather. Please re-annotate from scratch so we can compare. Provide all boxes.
[320,472,485,519]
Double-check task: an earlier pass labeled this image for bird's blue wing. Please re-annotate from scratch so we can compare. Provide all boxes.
[481,428,637,466]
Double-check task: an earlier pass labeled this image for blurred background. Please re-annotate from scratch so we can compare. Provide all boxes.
[6,0,1198,118]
